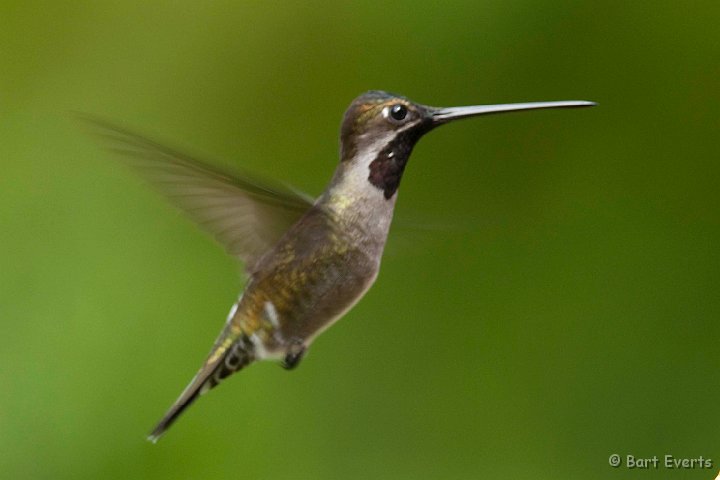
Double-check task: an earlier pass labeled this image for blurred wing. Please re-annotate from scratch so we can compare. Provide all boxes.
[80,115,315,272]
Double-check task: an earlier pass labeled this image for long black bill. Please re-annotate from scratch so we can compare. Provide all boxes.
[431,100,596,124]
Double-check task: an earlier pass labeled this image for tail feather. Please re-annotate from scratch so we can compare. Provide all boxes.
[147,334,255,443]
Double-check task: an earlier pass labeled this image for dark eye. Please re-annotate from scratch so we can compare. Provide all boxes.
[390,104,407,121]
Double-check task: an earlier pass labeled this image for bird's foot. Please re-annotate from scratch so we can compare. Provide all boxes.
[281,339,306,370]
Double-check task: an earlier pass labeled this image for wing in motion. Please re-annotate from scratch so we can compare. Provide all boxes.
[79,115,315,272]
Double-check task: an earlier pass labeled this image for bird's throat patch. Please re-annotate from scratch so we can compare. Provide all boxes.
[368,131,420,199]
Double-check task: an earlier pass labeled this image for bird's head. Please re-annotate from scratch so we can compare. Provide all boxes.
[337,90,594,199]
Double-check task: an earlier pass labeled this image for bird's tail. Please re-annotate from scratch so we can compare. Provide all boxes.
[147,331,255,443]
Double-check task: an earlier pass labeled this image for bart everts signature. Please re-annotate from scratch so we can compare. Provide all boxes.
[608,454,713,469]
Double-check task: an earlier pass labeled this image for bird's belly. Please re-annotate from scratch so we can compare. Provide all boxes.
[281,261,378,345]
[238,247,380,356]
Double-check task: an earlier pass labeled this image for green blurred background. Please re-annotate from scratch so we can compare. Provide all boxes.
[1,1,718,479]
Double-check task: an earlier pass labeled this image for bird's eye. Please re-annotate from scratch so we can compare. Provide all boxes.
[390,104,407,121]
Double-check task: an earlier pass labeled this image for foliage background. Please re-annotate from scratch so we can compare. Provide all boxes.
[1,2,718,479]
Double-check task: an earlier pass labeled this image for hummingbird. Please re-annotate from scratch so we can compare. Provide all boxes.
[84,91,594,442]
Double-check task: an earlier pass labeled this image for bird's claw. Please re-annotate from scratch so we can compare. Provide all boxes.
[281,339,306,370]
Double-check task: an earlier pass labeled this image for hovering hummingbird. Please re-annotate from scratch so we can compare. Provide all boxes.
[85,91,594,442]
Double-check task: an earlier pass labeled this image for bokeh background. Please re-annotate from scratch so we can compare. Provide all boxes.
[1,2,718,479]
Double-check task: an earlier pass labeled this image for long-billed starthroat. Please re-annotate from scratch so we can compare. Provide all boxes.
[86,90,594,442]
